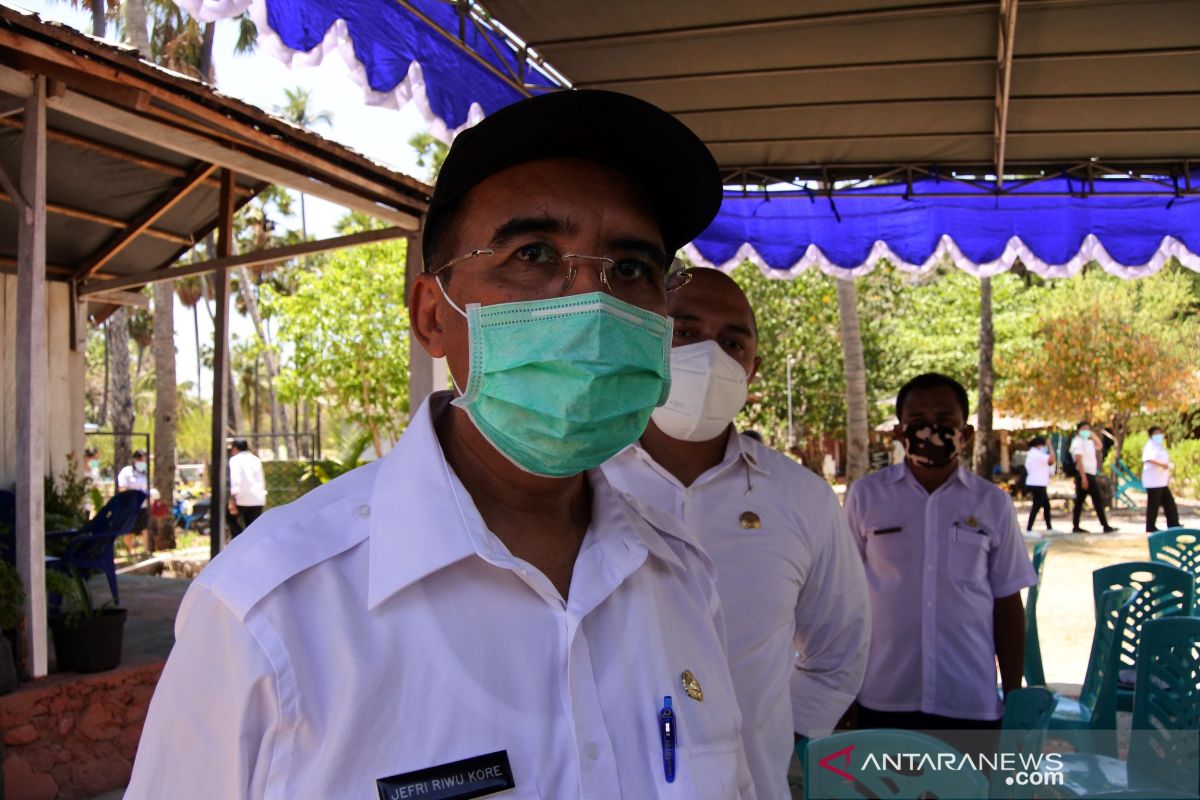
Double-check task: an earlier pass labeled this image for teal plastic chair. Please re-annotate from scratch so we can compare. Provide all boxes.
[1053,617,1200,798]
[1025,540,1051,686]
[1149,529,1200,614]
[992,688,1059,799]
[802,729,989,800]
[1047,587,1134,757]
[1112,459,1145,509]
[1092,562,1194,712]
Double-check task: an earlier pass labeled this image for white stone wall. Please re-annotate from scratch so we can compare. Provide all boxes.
[0,275,85,489]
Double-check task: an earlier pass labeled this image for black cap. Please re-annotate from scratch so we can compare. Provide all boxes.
[422,90,721,268]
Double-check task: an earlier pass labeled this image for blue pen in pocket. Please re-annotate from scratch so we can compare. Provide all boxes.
[659,695,676,783]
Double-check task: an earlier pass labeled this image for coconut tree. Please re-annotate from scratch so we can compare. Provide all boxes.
[107,307,135,471]
[836,277,870,483]
[151,282,177,550]
[175,274,205,401]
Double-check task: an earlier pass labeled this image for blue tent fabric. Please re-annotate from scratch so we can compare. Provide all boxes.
[176,0,1199,280]
[688,177,1200,279]
[178,0,558,140]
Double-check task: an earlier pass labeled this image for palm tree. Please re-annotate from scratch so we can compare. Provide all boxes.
[151,281,178,550]
[274,87,333,243]
[175,275,205,402]
[975,277,997,476]
[107,307,135,471]
[836,278,870,483]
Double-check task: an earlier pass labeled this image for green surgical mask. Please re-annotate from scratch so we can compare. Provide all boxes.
[1079,430,1092,440]
[442,288,672,477]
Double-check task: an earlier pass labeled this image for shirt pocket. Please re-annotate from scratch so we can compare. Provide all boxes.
[646,742,739,800]
[948,524,989,585]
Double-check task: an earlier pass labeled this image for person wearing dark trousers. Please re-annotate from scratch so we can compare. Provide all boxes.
[1069,421,1117,533]
[1024,436,1054,531]
[1143,426,1181,532]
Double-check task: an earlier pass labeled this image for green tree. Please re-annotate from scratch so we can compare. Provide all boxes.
[408,132,449,181]
[999,267,1200,472]
[266,222,411,457]
[727,263,905,460]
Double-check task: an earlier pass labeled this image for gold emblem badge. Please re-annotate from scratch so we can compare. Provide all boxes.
[681,670,703,701]
[965,516,980,527]
[739,511,761,530]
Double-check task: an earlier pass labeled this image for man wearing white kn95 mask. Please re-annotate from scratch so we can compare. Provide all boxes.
[603,268,871,800]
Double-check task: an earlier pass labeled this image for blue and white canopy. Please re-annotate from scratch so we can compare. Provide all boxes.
[177,0,1200,280]
[689,177,1200,280]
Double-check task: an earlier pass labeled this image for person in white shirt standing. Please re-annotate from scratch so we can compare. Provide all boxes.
[116,448,150,494]
[1069,421,1117,533]
[1142,426,1181,532]
[844,373,1036,737]
[127,90,755,799]
[226,439,267,538]
[1023,435,1055,532]
[603,268,871,800]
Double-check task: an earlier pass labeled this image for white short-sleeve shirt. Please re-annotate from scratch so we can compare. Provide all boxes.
[126,393,753,800]
[1024,448,1052,487]
[116,465,148,495]
[1141,439,1171,489]
[844,464,1037,720]
[1069,435,1099,476]
[229,450,267,506]
[604,432,870,800]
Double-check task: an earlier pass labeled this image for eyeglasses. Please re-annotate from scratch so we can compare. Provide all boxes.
[429,242,692,305]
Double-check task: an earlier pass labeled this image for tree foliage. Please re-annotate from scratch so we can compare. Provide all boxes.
[999,268,1200,427]
[266,219,411,457]
[728,262,906,449]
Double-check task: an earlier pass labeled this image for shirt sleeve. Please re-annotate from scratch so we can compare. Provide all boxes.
[117,467,131,492]
[790,488,871,738]
[1142,442,1155,464]
[229,456,243,501]
[126,584,281,800]
[842,483,868,559]
[988,500,1038,599]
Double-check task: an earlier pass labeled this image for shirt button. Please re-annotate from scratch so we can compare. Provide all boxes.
[356,504,371,518]
[583,742,600,761]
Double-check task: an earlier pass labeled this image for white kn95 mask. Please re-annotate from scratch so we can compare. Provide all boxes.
[651,340,749,442]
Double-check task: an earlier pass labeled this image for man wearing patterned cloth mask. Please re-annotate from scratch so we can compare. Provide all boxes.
[843,372,1036,737]
[129,90,754,799]
[604,268,870,800]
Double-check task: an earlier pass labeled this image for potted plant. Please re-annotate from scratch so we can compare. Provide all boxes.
[46,569,126,673]
[0,560,23,693]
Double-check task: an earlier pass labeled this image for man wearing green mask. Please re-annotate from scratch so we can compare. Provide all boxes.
[130,91,754,799]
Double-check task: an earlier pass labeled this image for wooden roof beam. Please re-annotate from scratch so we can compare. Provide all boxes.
[0,191,193,245]
[994,0,1020,189]
[78,225,412,295]
[74,162,218,281]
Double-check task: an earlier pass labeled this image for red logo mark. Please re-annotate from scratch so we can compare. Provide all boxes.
[818,745,856,781]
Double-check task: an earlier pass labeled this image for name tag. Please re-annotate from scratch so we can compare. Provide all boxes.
[873,526,902,536]
[377,751,516,800]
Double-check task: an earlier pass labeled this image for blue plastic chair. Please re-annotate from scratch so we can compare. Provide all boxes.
[992,687,1059,799]
[1093,562,1194,712]
[45,490,146,605]
[802,729,989,799]
[1112,459,1145,509]
[1053,617,1200,798]
[1149,529,1200,614]
[1048,587,1134,756]
[1025,540,1051,686]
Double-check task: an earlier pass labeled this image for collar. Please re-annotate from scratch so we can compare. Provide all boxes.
[888,461,973,489]
[624,428,769,489]
[367,392,686,610]
[367,391,503,610]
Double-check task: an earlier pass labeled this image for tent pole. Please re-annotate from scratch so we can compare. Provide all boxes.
[209,169,234,559]
[15,76,48,677]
